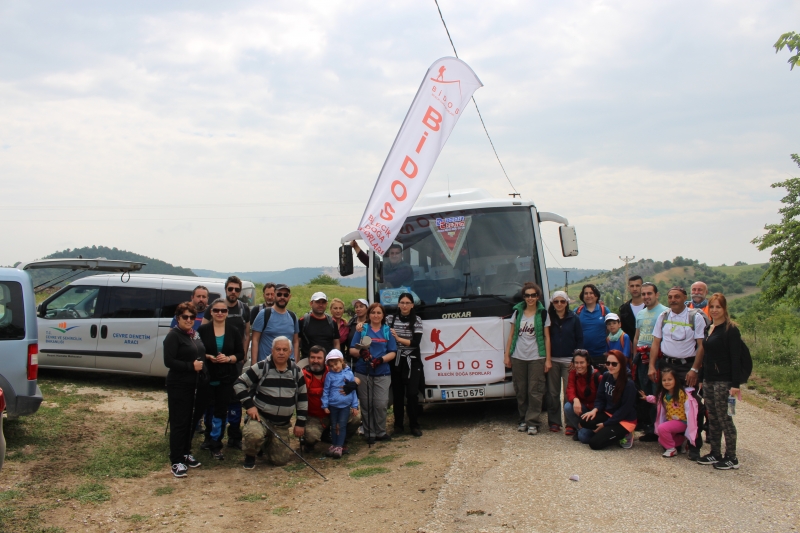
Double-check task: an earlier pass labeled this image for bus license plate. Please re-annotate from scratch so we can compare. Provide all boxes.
[441,388,485,400]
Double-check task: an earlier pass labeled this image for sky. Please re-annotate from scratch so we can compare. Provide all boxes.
[1,0,799,273]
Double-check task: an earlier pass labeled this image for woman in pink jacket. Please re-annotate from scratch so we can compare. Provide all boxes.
[641,367,699,457]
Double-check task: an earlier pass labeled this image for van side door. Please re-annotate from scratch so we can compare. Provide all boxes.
[38,281,108,369]
[96,278,162,374]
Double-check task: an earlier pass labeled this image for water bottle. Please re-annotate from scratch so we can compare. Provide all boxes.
[727,396,736,416]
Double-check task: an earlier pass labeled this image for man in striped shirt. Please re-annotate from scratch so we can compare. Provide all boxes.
[234,336,308,469]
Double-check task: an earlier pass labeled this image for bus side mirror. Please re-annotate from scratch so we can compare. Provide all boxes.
[338,245,354,277]
[559,226,579,257]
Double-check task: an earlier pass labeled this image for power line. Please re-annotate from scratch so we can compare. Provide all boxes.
[0,201,363,211]
[433,0,519,196]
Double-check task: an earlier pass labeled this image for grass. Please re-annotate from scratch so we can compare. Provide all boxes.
[0,490,24,502]
[153,486,174,496]
[128,514,148,522]
[349,466,390,478]
[351,453,397,467]
[253,283,366,316]
[82,412,169,479]
[68,482,110,504]
[237,493,267,503]
[282,463,306,472]
[272,506,292,516]
[745,333,800,402]
[403,460,423,467]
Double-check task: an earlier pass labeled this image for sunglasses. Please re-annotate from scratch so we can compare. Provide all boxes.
[552,300,567,304]
[227,287,242,293]
[276,292,290,297]
[524,293,538,298]
[605,361,620,368]
[211,308,228,314]
[179,314,196,321]
[313,300,328,304]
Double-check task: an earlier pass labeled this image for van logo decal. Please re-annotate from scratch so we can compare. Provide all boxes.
[52,322,79,333]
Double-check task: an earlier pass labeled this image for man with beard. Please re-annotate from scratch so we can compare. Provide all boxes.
[686,281,711,324]
[250,282,276,327]
[251,284,300,364]
[618,276,644,340]
[300,346,361,453]
[170,285,209,330]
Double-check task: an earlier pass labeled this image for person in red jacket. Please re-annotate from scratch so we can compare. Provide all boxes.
[301,346,361,453]
[564,350,603,440]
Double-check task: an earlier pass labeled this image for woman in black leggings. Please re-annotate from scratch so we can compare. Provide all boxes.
[579,349,638,450]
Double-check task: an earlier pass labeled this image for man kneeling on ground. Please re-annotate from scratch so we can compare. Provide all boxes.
[233,336,307,470]
[301,346,362,455]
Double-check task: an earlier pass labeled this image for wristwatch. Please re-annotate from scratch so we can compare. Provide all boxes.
[689,367,699,373]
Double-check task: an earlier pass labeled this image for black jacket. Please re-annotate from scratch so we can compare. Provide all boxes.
[163,328,206,385]
[197,322,245,383]
[703,321,743,387]
[549,309,584,359]
[618,300,637,340]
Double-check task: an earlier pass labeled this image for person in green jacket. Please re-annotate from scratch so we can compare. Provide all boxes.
[504,282,551,435]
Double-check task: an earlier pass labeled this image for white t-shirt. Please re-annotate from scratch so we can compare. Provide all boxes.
[512,310,551,361]
[630,302,645,318]
[652,308,706,359]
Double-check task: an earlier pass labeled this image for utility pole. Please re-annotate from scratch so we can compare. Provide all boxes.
[619,256,635,299]
[563,270,570,293]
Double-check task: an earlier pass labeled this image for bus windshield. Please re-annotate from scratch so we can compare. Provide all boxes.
[375,206,540,306]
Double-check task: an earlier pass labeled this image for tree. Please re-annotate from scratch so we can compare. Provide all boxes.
[308,273,341,286]
[774,31,800,71]
[752,154,800,304]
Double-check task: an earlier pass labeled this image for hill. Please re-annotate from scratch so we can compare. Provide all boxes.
[559,257,766,309]
[193,267,367,288]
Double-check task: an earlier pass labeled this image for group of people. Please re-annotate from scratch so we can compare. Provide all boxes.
[162,277,425,477]
[507,276,743,471]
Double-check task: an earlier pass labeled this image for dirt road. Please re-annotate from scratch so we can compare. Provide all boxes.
[5,387,800,532]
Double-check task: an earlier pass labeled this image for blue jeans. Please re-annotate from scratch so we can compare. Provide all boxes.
[564,401,582,430]
[328,407,351,448]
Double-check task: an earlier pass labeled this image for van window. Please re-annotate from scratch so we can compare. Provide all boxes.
[161,289,221,318]
[43,285,102,320]
[103,287,160,319]
[0,282,25,340]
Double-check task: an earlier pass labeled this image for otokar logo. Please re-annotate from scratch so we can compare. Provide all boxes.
[52,322,79,333]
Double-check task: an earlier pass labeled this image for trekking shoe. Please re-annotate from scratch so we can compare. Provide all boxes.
[549,424,561,433]
[687,449,701,461]
[527,426,538,436]
[517,423,527,432]
[564,427,576,436]
[713,456,740,470]
[619,433,634,449]
[183,454,201,468]
[698,453,722,465]
[411,427,423,437]
[376,434,392,442]
[171,463,188,478]
[200,437,213,450]
[662,447,677,458]
[333,447,343,459]
[227,440,243,450]
[325,446,336,457]
[243,455,256,470]
[212,450,225,461]
[639,433,659,442]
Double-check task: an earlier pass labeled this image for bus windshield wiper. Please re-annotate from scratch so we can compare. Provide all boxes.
[437,294,514,306]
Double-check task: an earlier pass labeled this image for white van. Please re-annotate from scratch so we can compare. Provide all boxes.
[36,274,255,377]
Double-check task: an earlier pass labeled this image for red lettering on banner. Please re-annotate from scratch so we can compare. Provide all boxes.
[486,359,493,369]
[457,361,465,370]
[417,216,430,228]
[400,156,418,179]
[391,180,407,201]
[380,202,395,221]
[415,131,429,154]
[435,362,442,370]
[471,360,480,369]
[422,106,442,131]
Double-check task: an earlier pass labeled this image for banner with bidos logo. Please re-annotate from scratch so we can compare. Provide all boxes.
[420,316,505,385]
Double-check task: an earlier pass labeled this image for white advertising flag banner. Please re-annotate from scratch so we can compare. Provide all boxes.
[420,316,505,385]
[358,57,483,255]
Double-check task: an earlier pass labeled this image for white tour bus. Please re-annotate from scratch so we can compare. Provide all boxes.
[36,272,255,377]
[338,188,578,403]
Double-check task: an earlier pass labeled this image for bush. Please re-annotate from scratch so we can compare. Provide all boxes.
[308,274,341,286]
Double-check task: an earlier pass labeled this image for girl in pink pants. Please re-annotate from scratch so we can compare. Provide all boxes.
[641,368,698,458]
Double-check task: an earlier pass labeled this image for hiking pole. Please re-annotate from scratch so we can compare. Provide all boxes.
[261,419,327,481]
[355,336,374,447]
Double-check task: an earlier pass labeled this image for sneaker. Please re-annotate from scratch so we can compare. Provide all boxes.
[411,427,423,437]
[638,433,659,442]
[243,455,256,470]
[171,463,188,478]
[199,437,213,450]
[357,425,365,436]
[549,424,561,433]
[527,426,538,436]
[713,456,739,470]
[333,447,343,459]
[564,427,576,436]
[325,446,336,458]
[183,454,201,468]
[619,432,634,449]
[517,423,527,432]
[212,450,225,461]
[662,447,677,458]
[227,440,243,450]
[697,453,721,465]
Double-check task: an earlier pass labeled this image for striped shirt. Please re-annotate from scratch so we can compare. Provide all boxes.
[233,357,308,427]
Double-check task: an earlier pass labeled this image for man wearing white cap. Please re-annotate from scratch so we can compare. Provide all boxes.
[297,292,340,360]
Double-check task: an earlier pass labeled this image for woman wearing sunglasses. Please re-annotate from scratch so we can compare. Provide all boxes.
[163,302,207,478]
[197,299,245,460]
[547,290,583,434]
[578,349,638,450]
[504,282,551,435]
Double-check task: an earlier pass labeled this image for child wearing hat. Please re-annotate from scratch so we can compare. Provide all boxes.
[605,313,632,362]
[321,349,359,459]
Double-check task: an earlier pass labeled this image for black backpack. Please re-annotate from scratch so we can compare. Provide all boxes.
[737,336,753,384]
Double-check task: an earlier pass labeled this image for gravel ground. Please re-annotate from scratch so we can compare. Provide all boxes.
[423,396,800,533]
